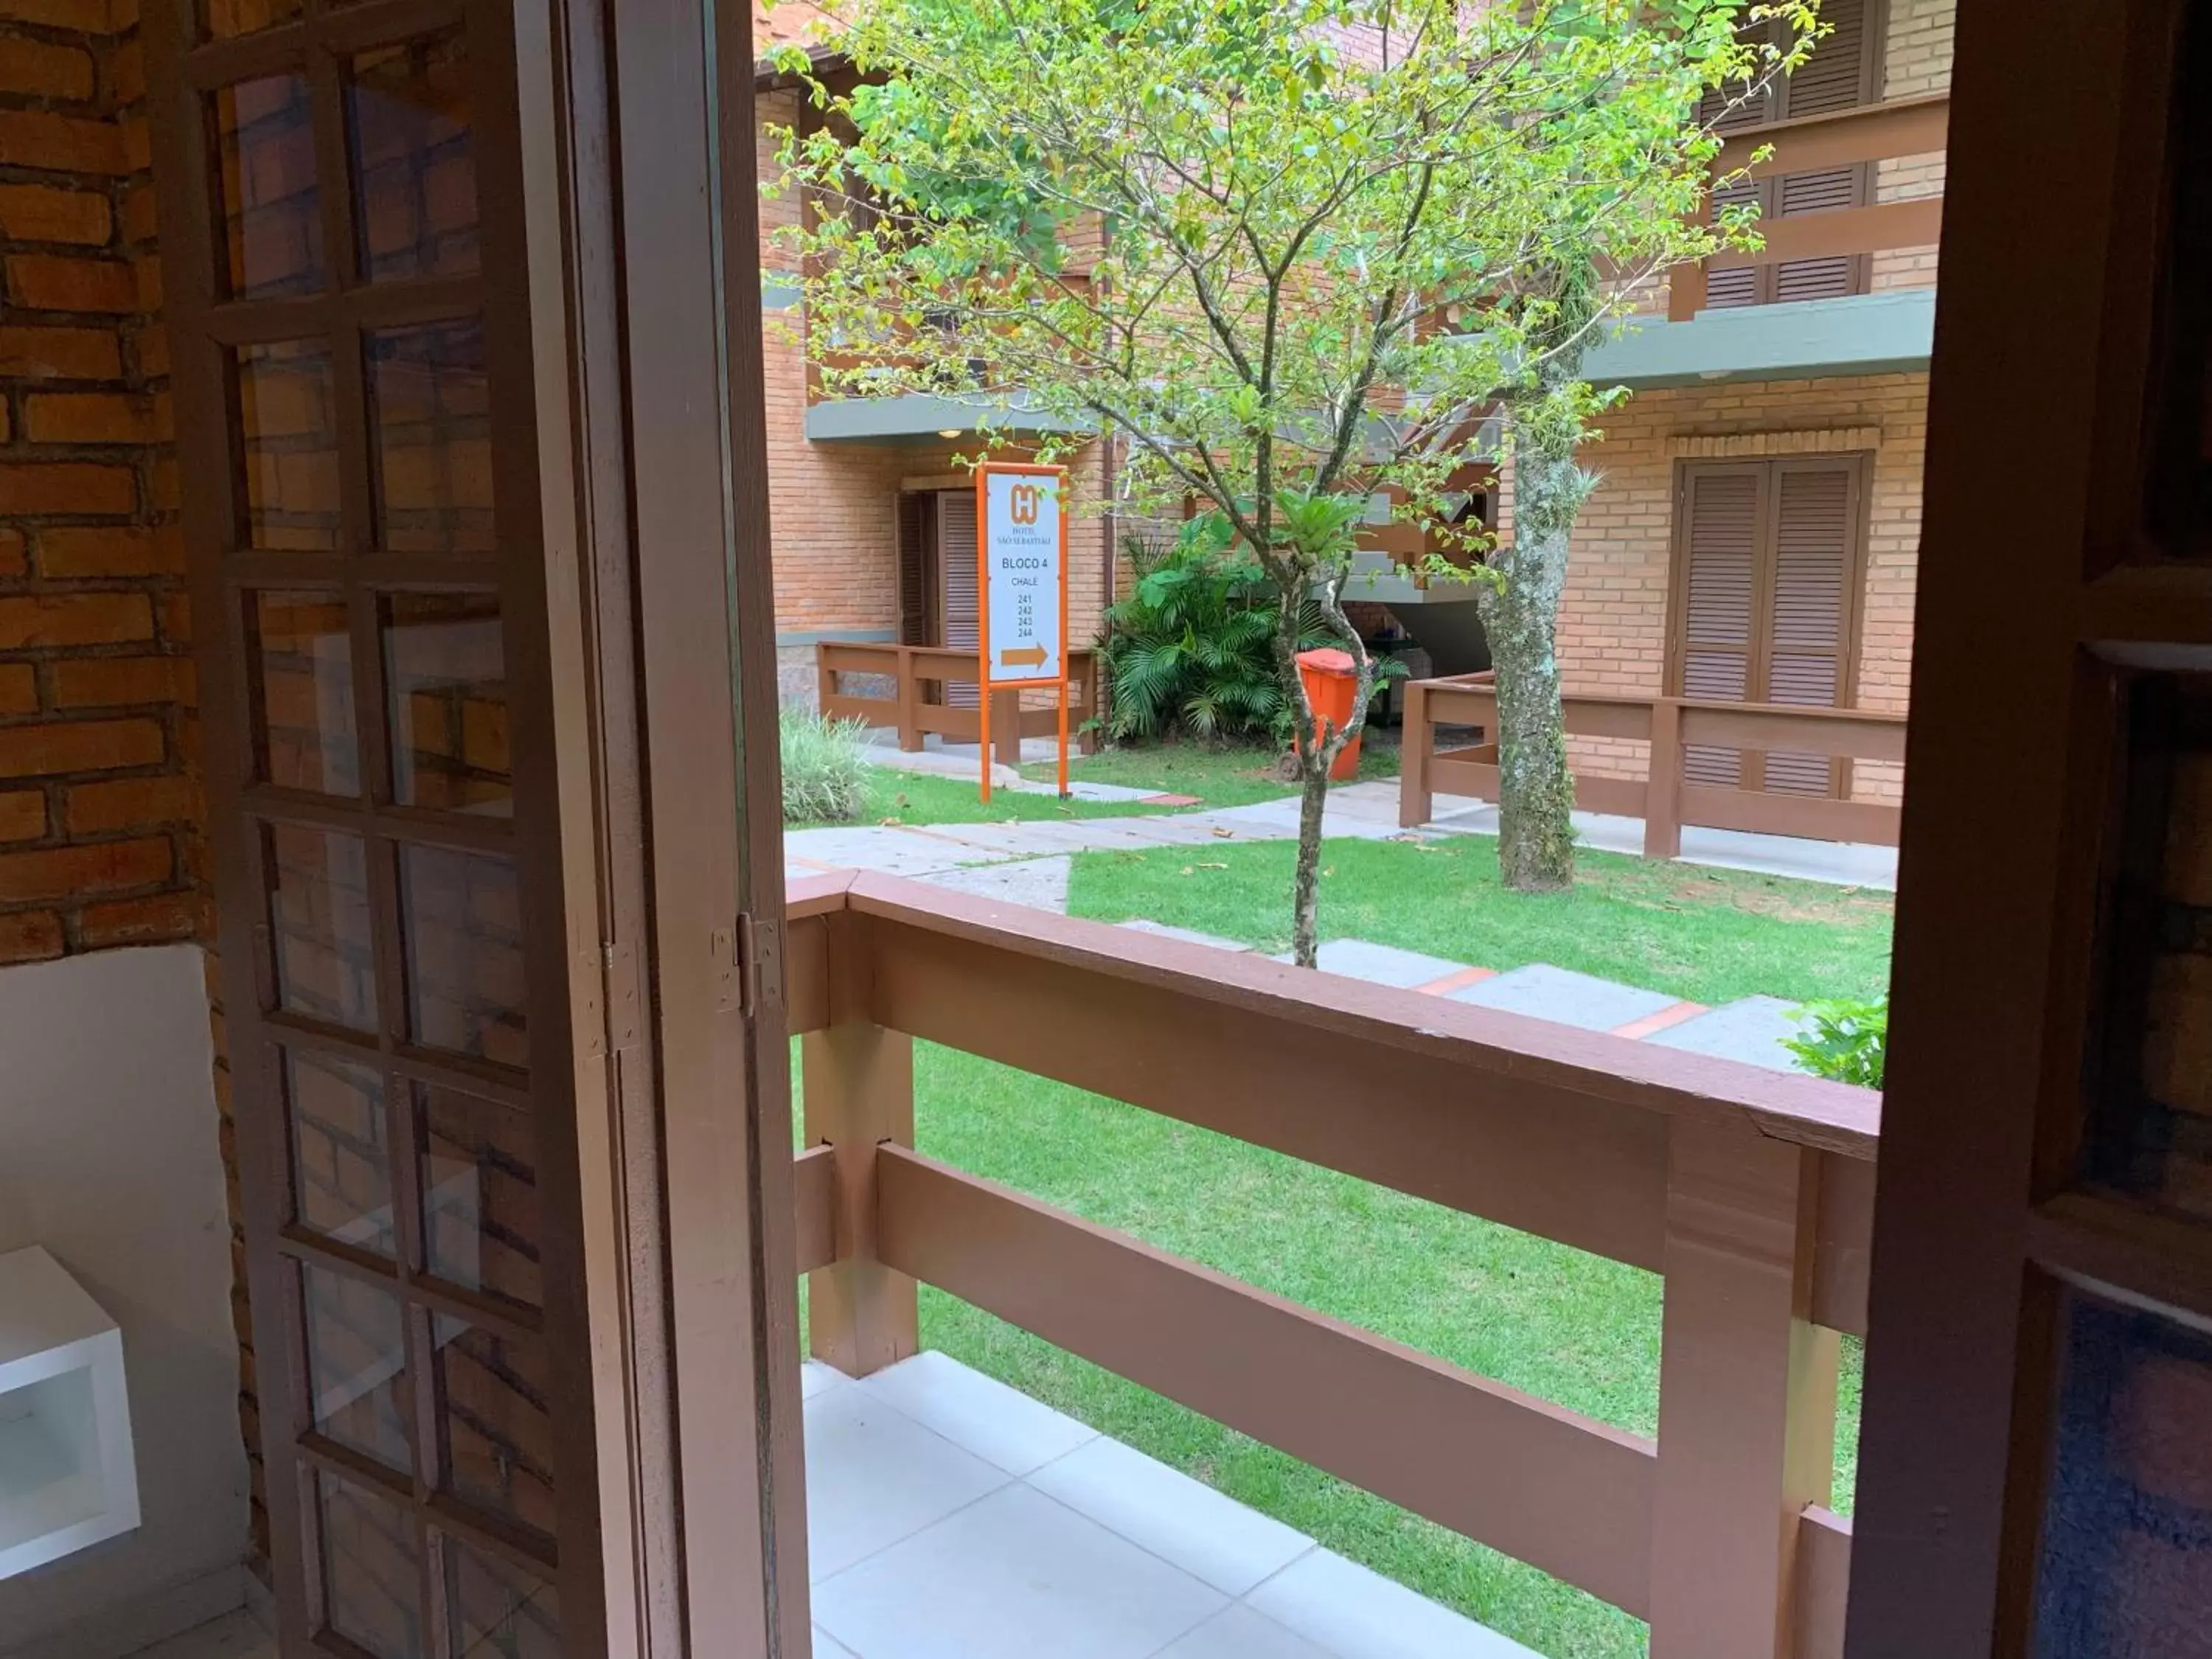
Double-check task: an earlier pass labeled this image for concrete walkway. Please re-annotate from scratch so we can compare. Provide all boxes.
[1120,926,1813,1075]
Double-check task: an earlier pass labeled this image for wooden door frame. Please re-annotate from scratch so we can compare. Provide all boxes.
[1847,1,2202,1655]
[146,0,806,1651]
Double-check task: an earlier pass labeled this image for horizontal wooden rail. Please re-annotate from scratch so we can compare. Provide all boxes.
[1401,674,1907,858]
[816,640,1099,768]
[1717,91,1952,180]
[1672,91,1949,320]
[877,1144,1659,1615]
[782,872,1879,1658]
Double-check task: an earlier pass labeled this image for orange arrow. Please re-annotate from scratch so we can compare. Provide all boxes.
[998,644,1048,668]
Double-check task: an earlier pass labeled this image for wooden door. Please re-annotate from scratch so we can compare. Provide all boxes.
[1849,1,2212,1653]
[1671,456,1867,796]
[935,488,980,706]
[144,0,805,1655]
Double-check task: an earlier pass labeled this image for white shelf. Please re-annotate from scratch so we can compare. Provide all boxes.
[0,1245,139,1579]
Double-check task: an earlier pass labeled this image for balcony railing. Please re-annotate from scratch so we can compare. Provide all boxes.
[1400,672,1909,852]
[1669,91,1952,321]
[782,869,1879,1659]
[816,641,1101,765]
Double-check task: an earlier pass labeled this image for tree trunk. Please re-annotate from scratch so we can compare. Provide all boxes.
[1479,436,1580,891]
[1290,756,1330,967]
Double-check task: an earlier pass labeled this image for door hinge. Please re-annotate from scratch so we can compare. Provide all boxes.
[733,911,784,1018]
[602,939,641,1054]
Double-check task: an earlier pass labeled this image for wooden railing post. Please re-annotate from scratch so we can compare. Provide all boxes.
[992,687,1024,775]
[801,912,919,1376]
[895,645,923,751]
[1645,696,1684,860]
[1400,678,1433,828]
[1649,1120,1840,1659]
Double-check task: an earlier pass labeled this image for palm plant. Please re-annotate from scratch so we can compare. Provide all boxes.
[1099,518,1329,745]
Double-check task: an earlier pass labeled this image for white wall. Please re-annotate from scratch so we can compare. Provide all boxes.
[0,945,251,1659]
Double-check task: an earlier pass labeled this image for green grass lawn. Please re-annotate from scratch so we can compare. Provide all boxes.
[824,737,1402,827]
[1018,736,1401,808]
[1067,831,1893,1006]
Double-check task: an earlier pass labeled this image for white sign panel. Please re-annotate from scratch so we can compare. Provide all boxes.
[981,468,1065,685]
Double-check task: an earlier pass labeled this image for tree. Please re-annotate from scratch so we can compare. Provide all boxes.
[768,0,1812,957]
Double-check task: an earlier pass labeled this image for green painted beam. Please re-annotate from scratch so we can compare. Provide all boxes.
[1581,288,1935,389]
[804,392,1093,445]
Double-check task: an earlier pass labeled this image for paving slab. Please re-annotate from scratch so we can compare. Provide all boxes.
[1445,962,1677,1032]
[1269,937,1472,989]
[1644,994,1809,1074]
[783,825,994,877]
[918,855,1072,913]
[1117,919,1253,952]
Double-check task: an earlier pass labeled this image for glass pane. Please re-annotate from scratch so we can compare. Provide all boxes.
[248,591,359,796]
[417,1083,540,1312]
[286,1051,392,1256]
[266,824,378,1032]
[2087,677,2212,1220]
[201,0,304,37]
[211,75,322,299]
[383,594,510,815]
[400,844,525,1068]
[349,32,478,282]
[233,340,341,551]
[302,1265,412,1472]
[434,1317,553,1540]
[446,1537,560,1658]
[2033,1293,2212,1655]
[367,319,493,554]
[316,1473,425,1659]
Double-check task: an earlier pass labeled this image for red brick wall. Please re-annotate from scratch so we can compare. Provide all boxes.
[0,0,198,968]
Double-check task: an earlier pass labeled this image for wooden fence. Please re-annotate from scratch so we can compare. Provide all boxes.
[1400,672,1909,855]
[1668,91,1950,319]
[782,869,1879,1659]
[815,641,1100,770]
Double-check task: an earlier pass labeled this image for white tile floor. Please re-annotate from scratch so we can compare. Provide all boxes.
[128,1352,1537,1659]
[806,1351,1539,1659]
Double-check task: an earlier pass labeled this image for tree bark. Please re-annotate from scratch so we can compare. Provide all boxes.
[1476,475,1576,890]
[1480,263,1599,892]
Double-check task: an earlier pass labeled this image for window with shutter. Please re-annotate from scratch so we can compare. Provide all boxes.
[1703,0,1882,310]
[1670,455,1868,799]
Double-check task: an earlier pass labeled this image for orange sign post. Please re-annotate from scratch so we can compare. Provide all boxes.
[975,462,1072,803]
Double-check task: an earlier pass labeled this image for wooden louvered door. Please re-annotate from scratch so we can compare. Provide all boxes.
[897,490,936,646]
[1672,456,1868,796]
[935,489,981,707]
[1702,0,1883,309]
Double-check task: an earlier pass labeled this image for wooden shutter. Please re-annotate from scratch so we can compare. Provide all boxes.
[1698,23,1778,311]
[1704,0,1880,309]
[936,489,981,707]
[1763,460,1863,793]
[1677,465,1764,784]
[1672,456,1866,796]
[897,490,935,645]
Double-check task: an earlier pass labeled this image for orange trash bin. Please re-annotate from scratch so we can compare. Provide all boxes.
[1295,647,1364,782]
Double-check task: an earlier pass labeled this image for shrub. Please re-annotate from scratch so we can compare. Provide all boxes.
[1784,997,1887,1088]
[780,706,872,824]
[1099,518,1329,745]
